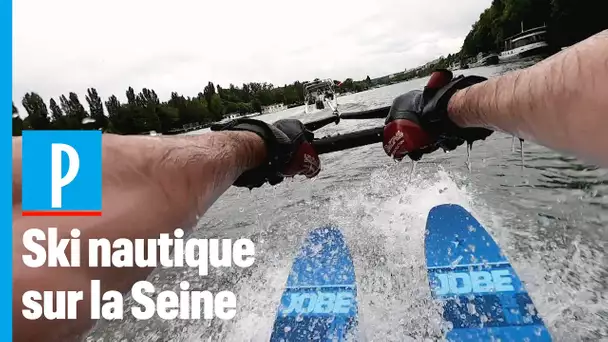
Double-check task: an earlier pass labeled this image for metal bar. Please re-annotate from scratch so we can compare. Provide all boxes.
[304,116,339,131]
[340,106,390,120]
[312,127,384,154]
[303,105,389,132]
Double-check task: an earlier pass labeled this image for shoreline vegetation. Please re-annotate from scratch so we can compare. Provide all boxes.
[12,79,376,136]
[13,0,607,136]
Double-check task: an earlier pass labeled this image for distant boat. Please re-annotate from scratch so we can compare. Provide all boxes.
[448,62,461,71]
[303,79,339,114]
[499,25,550,62]
[261,103,287,114]
[469,52,499,68]
[448,61,470,71]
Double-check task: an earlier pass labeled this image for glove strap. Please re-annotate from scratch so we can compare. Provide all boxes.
[211,119,286,188]
[423,75,488,138]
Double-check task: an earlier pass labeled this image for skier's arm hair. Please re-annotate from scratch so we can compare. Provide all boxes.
[12,131,266,342]
[448,29,608,166]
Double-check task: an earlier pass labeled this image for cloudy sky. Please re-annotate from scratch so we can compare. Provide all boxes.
[13,0,490,110]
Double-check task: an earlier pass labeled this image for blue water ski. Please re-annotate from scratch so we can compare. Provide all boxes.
[425,204,552,341]
[270,227,358,342]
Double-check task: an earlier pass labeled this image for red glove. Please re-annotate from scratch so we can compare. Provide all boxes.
[383,70,493,161]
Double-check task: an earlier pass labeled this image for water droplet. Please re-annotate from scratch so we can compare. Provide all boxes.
[466,142,472,172]
[450,255,463,268]
[468,225,476,232]
[467,303,477,315]
[82,117,96,124]
[526,303,537,316]
[284,326,291,333]
[511,136,516,152]
[408,160,417,183]
[519,138,525,169]
[12,113,19,118]
[239,207,244,213]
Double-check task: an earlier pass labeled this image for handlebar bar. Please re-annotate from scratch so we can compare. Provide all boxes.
[303,106,389,155]
[211,104,402,156]
[340,106,390,120]
[312,127,384,154]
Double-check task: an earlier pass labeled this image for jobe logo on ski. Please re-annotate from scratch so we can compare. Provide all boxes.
[21,130,102,216]
[430,269,515,296]
[281,291,354,315]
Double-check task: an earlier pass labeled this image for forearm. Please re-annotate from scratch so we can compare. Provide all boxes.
[14,131,266,242]
[12,131,266,341]
[449,30,608,166]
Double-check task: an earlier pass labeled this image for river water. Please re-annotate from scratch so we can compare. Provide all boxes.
[87,60,608,342]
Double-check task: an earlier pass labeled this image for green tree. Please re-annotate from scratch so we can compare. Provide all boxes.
[136,88,160,107]
[461,0,606,57]
[242,84,251,102]
[59,92,88,128]
[49,98,63,122]
[105,95,121,118]
[156,104,179,133]
[126,87,136,105]
[251,98,262,113]
[86,88,107,130]
[550,0,608,47]
[22,92,50,130]
[49,98,72,129]
[207,93,224,120]
[204,82,216,104]
[104,95,122,133]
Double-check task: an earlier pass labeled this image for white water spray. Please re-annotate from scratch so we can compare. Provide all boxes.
[519,138,525,169]
[466,142,473,172]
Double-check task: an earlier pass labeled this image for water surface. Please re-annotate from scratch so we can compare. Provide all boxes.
[88,60,608,342]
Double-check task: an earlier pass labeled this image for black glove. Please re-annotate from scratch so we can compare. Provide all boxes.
[211,118,320,189]
[383,69,493,161]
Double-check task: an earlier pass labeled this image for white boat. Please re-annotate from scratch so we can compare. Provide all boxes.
[303,79,339,115]
[499,25,550,62]
[261,103,287,114]
[448,62,461,71]
[469,52,499,68]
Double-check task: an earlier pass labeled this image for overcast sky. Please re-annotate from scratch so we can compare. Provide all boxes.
[13,0,490,111]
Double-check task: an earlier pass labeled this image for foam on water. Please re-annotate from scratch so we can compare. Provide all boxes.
[200,164,487,341]
[330,167,470,341]
[201,164,606,341]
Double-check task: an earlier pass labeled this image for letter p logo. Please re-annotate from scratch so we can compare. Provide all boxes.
[22,131,102,216]
[51,143,80,208]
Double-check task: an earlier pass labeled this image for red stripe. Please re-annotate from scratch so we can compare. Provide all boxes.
[22,211,102,217]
